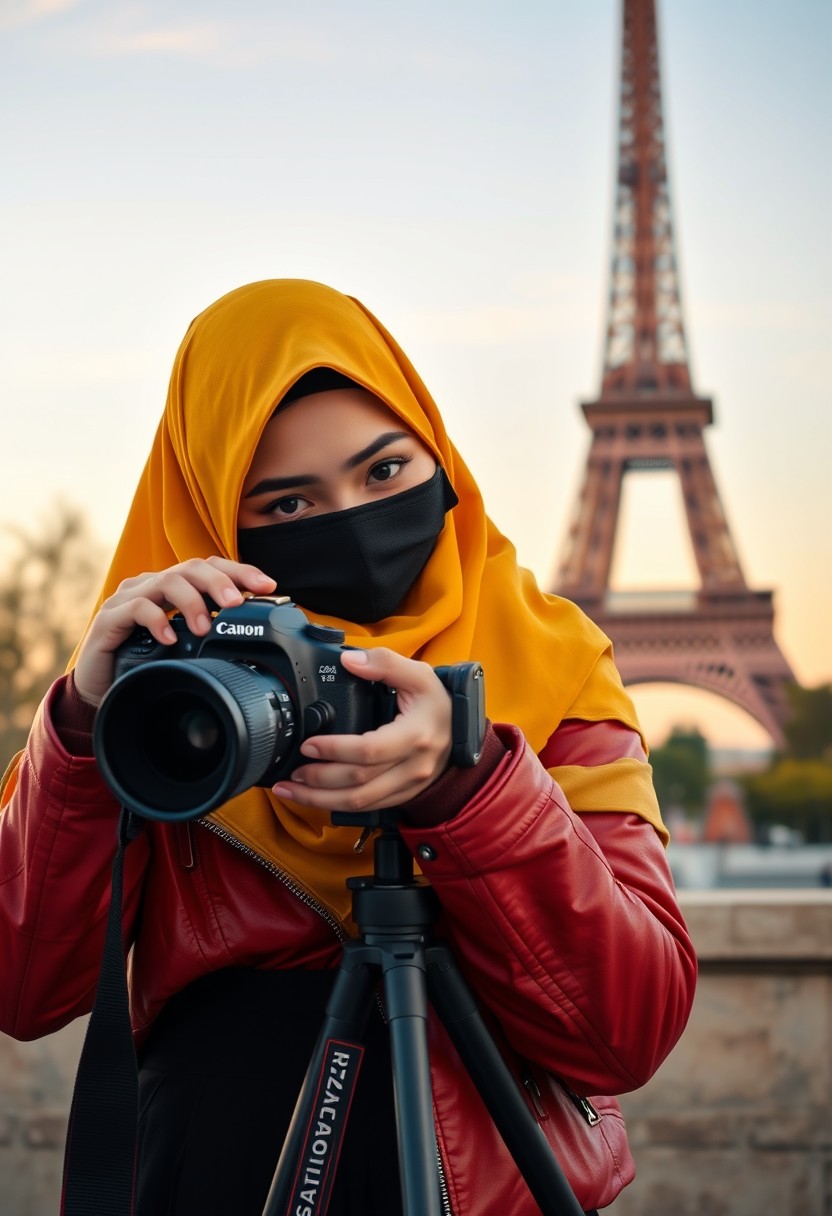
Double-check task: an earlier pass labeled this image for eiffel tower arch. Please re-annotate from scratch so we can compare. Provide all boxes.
[553,0,795,747]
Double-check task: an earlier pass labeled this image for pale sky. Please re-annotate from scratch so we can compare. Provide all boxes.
[2,0,830,750]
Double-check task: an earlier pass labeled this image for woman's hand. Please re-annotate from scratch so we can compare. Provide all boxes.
[272,648,453,812]
[73,557,276,706]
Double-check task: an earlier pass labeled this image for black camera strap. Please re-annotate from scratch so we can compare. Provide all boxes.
[61,807,144,1216]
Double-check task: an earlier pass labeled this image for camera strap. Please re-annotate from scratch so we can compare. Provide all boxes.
[61,807,144,1216]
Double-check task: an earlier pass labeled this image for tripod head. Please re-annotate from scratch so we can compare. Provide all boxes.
[330,809,440,937]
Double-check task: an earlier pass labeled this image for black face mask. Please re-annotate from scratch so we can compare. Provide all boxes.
[237,467,458,623]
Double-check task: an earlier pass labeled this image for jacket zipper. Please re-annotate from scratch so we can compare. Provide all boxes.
[522,1064,549,1119]
[196,817,348,942]
[435,1136,453,1215]
[177,822,197,871]
[560,1083,601,1127]
[521,1060,601,1127]
[197,817,455,1214]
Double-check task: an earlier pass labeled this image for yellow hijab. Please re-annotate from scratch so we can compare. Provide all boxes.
[4,279,665,926]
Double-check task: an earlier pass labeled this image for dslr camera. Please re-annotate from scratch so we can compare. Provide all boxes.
[93,596,485,822]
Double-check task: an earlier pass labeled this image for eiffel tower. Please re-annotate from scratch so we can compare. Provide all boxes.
[554,0,795,746]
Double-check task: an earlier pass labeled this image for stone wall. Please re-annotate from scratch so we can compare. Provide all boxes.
[0,1017,85,1216]
[1,891,831,1215]
[609,891,832,1215]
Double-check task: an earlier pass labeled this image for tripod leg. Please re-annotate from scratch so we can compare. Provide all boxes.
[381,947,445,1216]
[262,951,378,1216]
[427,944,586,1216]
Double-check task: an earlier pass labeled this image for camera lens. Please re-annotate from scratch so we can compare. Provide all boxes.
[180,707,222,754]
[93,658,295,820]
[142,696,225,784]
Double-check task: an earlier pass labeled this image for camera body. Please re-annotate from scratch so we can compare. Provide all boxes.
[111,594,394,763]
[94,596,484,822]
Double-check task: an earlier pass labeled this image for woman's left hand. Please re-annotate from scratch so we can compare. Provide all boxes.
[271,648,453,812]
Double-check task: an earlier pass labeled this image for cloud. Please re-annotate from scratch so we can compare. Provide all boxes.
[15,1,493,73]
[63,6,341,65]
[90,19,224,58]
[0,0,82,32]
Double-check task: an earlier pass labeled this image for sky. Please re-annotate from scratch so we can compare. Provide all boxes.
[1,0,830,751]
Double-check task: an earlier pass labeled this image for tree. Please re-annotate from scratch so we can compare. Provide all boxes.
[739,682,832,843]
[782,683,832,761]
[649,727,709,816]
[0,504,104,771]
[743,759,832,844]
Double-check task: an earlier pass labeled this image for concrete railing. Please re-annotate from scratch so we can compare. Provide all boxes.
[2,891,831,1215]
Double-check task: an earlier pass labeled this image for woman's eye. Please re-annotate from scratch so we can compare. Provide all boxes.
[268,495,308,518]
[368,457,409,484]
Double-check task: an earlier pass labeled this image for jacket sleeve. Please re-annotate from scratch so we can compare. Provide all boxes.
[0,677,150,1040]
[398,722,697,1096]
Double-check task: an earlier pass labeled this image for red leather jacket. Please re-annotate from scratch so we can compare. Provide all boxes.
[0,679,696,1214]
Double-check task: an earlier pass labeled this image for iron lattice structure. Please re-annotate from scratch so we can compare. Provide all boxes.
[554,0,795,746]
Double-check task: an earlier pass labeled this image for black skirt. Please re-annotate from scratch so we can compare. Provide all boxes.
[136,968,403,1216]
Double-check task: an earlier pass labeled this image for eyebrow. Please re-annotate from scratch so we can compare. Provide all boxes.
[244,431,412,498]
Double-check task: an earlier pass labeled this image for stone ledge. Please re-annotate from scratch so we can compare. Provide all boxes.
[23,1113,67,1150]
[623,1109,832,1150]
[0,1112,69,1150]
[678,891,832,961]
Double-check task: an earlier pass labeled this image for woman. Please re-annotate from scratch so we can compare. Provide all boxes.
[0,279,696,1214]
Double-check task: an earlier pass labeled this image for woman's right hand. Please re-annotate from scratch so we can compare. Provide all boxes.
[73,557,277,706]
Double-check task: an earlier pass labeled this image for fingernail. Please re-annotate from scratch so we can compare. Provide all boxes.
[197,614,212,632]
[301,743,320,759]
[220,587,242,605]
[343,648,368,664]
[272,784,291,797]
[163,626,177,643]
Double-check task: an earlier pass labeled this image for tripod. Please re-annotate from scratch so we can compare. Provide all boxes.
[262,812,585,1216]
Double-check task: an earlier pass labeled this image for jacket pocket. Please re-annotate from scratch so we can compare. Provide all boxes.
[520,1060,635,1211]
